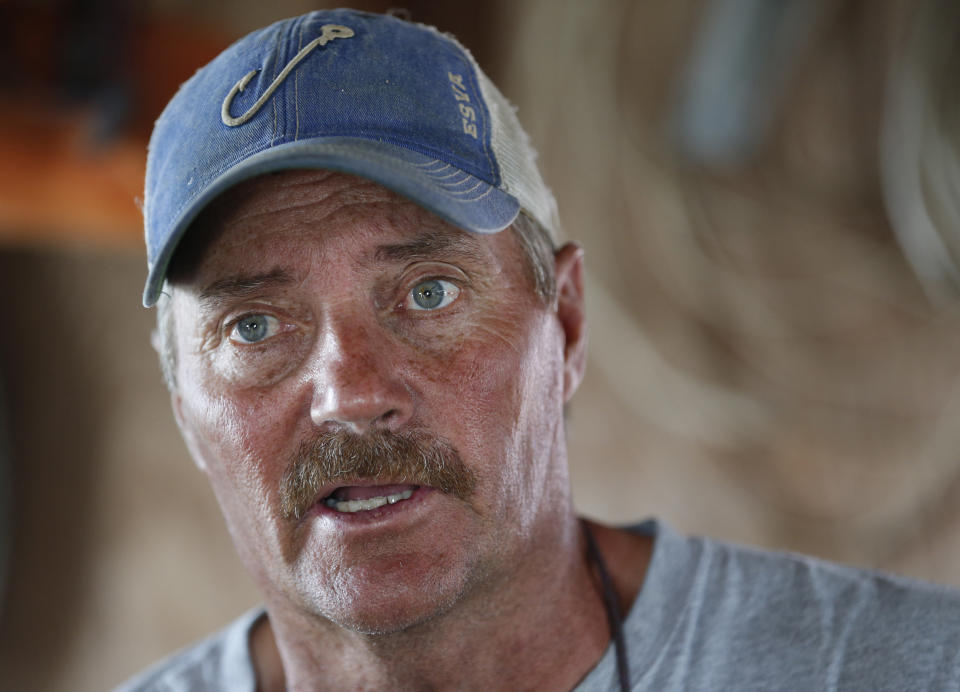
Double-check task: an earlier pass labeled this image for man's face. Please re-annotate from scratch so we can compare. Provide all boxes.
[167,170,585,634]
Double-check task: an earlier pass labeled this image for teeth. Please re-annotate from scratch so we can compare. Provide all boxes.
[325,489,414,513]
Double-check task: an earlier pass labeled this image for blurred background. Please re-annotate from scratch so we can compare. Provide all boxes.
[2,0,960,689]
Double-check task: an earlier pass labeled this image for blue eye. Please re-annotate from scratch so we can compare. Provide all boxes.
[231,314,279,343]
[407,279,459,311]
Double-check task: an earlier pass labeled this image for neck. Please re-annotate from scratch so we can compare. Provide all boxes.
[255,514,619,692]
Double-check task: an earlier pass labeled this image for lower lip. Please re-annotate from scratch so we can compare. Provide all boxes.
[310,485,434,523]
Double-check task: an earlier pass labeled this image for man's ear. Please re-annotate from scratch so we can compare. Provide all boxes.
[171,391,209,473]
[554,242,587,401]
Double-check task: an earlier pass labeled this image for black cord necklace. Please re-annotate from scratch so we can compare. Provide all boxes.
[583,522,631,692]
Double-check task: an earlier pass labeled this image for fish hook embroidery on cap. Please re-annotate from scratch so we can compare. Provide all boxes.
[221,23,355,127]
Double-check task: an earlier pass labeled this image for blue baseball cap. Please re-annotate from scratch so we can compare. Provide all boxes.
[142,9,559,307]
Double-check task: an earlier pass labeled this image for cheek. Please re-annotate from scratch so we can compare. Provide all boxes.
[178,363,291,525]
[178,385,303,584]
[435,309,566,500]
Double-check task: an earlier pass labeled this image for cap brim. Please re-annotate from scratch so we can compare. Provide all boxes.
[142,137,520,306]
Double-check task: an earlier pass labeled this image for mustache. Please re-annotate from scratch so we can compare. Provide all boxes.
[279,428,477,521]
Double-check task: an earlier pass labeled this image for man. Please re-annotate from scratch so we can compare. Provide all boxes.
[119,9,960,691]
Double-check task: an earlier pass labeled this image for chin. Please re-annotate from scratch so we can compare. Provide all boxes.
[296,554,478,636]
[330,597,453,636]
[322,577,467,636]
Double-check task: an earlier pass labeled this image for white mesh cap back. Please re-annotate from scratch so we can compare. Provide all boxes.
[473,58,562,242]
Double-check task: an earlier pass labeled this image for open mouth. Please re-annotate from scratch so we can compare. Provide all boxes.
[321,484,419,514]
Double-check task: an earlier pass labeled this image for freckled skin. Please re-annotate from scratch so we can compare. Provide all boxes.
[167,170,644,690]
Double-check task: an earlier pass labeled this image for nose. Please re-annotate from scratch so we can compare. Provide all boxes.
[307,315,414,434]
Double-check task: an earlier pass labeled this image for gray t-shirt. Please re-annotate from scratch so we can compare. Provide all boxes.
[114,520,960,691]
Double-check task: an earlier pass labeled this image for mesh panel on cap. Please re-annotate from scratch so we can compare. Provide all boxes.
[474,61,561,242]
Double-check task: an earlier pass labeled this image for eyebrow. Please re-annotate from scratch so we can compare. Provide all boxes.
[197,268,294,302]
[373,229,486,264]
[193,230,485,305]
